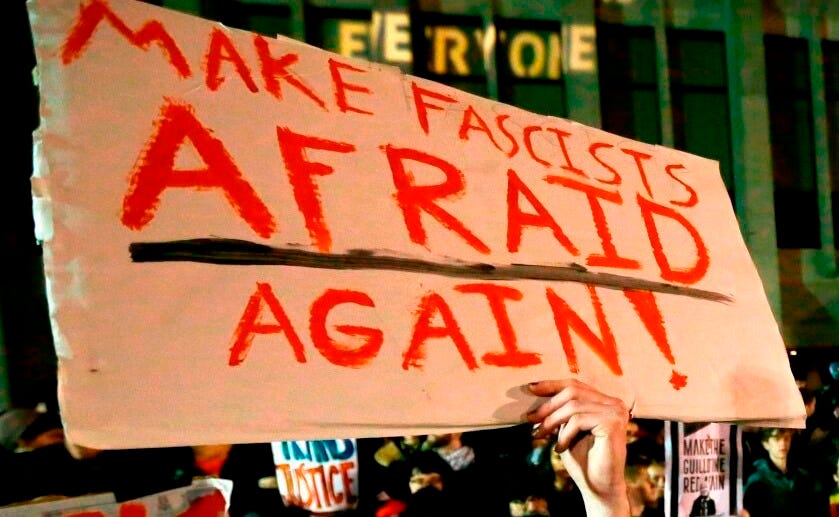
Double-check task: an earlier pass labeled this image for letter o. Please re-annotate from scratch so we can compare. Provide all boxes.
[509,31,545,78]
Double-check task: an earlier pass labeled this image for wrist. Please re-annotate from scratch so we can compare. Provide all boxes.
[581,480,631,517]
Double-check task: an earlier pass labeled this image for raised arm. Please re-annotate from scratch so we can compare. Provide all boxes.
[527,378,631,517]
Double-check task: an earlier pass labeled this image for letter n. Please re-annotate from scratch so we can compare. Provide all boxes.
[229,282,306,366]
[121,100,276,238]
[545,285,622,375]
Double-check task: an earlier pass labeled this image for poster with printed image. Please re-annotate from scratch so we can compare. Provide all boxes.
[271,439,360,513]
[665,422,742,517]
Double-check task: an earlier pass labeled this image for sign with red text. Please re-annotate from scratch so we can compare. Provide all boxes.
[0,478,233,517]
[28,0,804,448]
[665,422,742,517]
[271,439,359,513]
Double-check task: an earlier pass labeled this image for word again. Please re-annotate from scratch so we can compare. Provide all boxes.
[226,279,689,390]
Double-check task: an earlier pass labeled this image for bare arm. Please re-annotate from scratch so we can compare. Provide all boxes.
[527,379,631,517]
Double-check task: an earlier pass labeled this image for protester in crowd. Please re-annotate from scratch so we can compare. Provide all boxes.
[787,386,837,511]
[501,432,585,517]
[420,431,498,513]
[15,412,65,452]
[647,460,665,512]
[422,432,475,473]
[373,437,408,462]
[624,454,664,517]
[0,409,107,506]
[0,406,64,453]
[626,419,665,464]
[358,435,434,516]
[66,444,198,502]
[743,427,829,517]
[1,428,196,507]
[791,387,823,459]
[802,387,818,420]
[829,452,839,517]
[0,411,88,507]
[500,427,553,515]
[189,443,286,517]
[823,363,839,405]
[0,408,37,452]
[542,444,587,516]
[0,408,70,505]
[813,367,839,438]
[364,438,414,517]
[368,432,497,516]
[399,448,457,516]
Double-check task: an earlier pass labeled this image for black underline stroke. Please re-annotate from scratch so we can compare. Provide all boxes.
[129,238,732,303]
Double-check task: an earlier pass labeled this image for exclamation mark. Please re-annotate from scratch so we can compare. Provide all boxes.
[623,289,687,390]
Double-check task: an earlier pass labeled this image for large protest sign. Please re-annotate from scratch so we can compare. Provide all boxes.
[665,422,742,517]
[27,0,804,448]
[271,439,359,513]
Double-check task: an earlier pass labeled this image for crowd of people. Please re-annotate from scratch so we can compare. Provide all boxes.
[2,372,839,516]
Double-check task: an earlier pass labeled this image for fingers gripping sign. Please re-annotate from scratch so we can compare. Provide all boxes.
[527,379,632,517]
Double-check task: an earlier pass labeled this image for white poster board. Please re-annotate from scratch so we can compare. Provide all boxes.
[665,422,742,517]
[27,0,804,448]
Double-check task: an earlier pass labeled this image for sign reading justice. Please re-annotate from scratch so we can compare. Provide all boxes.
[27,0,804,448]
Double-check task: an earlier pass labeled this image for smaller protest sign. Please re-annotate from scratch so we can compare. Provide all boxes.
[271,439,360,513]
[0,478,233,517]
[665,422,742,517]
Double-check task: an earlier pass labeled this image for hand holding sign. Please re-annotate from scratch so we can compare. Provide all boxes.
[528,379,631,517]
